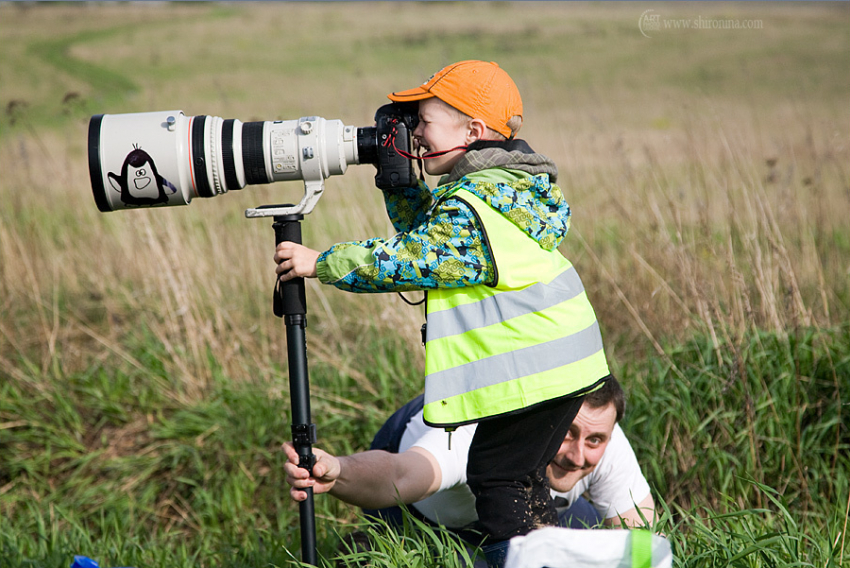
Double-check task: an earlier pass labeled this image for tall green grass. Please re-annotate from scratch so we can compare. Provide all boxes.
[627,326,849,567]
[1,2,848,567]
[2,324,847,567]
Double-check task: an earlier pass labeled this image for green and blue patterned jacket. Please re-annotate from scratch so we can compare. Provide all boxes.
[316,139,570,292]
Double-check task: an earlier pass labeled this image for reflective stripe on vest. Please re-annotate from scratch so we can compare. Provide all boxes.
[426,319,604,400]
[425,265,586,342]
[423,187,609,427]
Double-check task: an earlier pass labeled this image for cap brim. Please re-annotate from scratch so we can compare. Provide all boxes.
[387,87,435,102]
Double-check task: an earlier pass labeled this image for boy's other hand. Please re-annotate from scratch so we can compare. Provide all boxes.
[275,242,319,282]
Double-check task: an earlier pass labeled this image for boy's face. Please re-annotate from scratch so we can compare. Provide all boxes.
[412,98,473,176]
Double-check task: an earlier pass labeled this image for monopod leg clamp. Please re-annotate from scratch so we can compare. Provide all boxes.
[266,205,318,566]
[292,423,318,470]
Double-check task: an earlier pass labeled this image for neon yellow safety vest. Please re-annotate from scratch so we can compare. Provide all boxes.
[422,187,610,428]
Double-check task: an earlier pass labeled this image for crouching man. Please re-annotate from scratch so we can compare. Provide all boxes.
[284,375,655,544]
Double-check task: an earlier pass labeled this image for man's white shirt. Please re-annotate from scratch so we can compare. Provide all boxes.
[399,410,651,528]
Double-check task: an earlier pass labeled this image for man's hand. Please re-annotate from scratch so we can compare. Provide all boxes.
[281,442,441,509]
[275,242,320,282]
[603,494,657,529]
[282,442,340,502]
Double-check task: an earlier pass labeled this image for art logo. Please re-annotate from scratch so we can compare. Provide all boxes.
[639,9,661,38]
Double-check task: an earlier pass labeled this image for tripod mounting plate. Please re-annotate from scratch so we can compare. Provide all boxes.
[245,178,324,218]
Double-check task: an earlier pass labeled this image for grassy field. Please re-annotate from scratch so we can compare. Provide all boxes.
[1,2,848,567]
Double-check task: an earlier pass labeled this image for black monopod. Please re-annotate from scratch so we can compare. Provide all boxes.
[87,105,421,566]
[263,205,318,566]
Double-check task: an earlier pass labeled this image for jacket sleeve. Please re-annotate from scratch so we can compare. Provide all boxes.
[316,196,493,293]
[382,180,433,233]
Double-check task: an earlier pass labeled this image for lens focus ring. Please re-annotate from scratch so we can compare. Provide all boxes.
[192,115,214,198]
[243,122,269,185]
[221,119,240,191]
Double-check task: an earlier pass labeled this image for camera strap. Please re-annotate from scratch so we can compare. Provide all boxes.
[383,122,468,180]
[396,291,425,306]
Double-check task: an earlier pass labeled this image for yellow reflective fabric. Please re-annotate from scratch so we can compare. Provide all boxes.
[425,291,601,374]
[423,188,610,427]
[424,348,609,426]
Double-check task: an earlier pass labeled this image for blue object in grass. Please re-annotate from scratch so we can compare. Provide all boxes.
[71,556,134,568]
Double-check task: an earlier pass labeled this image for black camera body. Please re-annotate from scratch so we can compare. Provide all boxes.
[358,103,419,191]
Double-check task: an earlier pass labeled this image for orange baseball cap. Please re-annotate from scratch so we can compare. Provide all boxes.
[388,60,523,139]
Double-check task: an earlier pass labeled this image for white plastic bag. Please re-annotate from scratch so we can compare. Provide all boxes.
[504,527,673,568]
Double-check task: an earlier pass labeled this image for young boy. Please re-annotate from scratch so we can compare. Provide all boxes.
[275,60,610,567]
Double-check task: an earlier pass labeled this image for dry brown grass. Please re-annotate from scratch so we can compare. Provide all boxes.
[1,1,847,398]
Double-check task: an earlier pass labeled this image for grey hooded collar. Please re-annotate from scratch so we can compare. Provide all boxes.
[443,139,559,184]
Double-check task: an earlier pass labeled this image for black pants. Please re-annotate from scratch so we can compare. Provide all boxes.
[466,394,585,542]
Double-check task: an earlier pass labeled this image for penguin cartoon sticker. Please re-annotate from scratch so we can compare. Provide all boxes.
[108,145,177,207]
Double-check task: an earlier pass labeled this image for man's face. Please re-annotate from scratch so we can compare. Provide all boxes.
[546,402,617,493]
[412,98,471,176]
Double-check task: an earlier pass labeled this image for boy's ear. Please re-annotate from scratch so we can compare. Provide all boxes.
[467,118,488,142]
